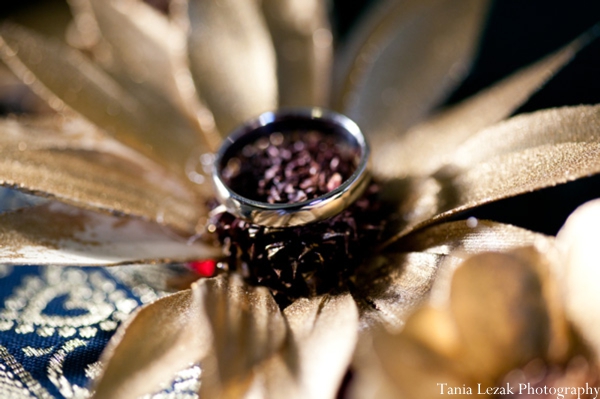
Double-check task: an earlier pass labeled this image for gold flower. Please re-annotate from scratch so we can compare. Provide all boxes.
[0,1,599,398]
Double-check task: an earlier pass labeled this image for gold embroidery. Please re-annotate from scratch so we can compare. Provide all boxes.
[47,339,89,399]
[0,362,35,399]
[83,362,101,381]
[0,267,135,338]
[141,364,201,399]
[0,345,53,399]
[0,265,204,398]
[22,347,54,358]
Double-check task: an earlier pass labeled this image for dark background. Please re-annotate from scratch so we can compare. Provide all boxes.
[2,0,600,235]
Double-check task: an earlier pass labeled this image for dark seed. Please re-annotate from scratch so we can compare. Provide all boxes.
[206,181,392,307]
[221,130,359,204]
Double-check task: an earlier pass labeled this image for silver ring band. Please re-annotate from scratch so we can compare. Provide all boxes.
[212,108,370,227]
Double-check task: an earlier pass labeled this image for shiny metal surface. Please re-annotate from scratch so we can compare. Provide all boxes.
[212,108,370,227]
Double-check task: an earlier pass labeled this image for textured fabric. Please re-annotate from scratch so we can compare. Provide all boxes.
[0,265,199,399]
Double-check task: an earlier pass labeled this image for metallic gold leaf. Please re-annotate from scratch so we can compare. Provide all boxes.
[390,105,600,240]
[373,34,589,178]
[83,0,187,109]
[357,221,549,330]
[253,293,359,399]
[398,220,550,255]
[0,116,206,234]
[261,0,332,107]
[0,201,219,265]
[335,0,490,152]
[363,326,468,399]
[197,274,287,398]
[0,23,214,177]
[73,0,221,151]
[352,252,442,331]
[187,0,278,134]
[507,247,571,364]
[450,252,550,381]
[94,290,207,399]
[556,199,600,362]
[354,247,559,399]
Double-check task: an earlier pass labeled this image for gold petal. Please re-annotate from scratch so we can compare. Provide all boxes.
[359,220,549,330]
[508,247,571,364]
[335,0,490,150]
[390,105,600,240]
[362,327,469,399]
[261,0,332,107]
[187,0,278,134]
[255,294,359,399]
[353,245,566,399]
[0,116,205,234]
[0,23,215,177]
[352,252,442,331]
[398,220,550,255]
[196,274,287,398]
[373,33,590,178]
[556,199,600,361]
[450,252,549,381]
[73,0,221,150]
[84,0,187,108]
[0,201,219,265]
[94,290,207,399]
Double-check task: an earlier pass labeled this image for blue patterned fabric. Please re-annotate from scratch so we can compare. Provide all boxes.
[0,265,199,399]
[0,265,140,398]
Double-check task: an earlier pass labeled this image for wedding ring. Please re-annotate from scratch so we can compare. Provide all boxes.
[212,108,370,227]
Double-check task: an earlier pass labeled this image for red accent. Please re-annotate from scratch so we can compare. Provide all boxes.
[188,259,216,277]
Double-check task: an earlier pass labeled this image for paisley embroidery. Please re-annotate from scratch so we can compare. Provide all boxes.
[0,265,203,398]
[0,267,136,338]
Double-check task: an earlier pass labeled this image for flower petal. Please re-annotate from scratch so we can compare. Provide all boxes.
[93,289,207,399]
[0,201,219,265]
[352,252,441,331]
[81,0,187,110]
[390,105,600,239]
[357,220,549,330]
[450,252,550,381]
[354,248,557,399]
[197,274,287,398]
[261,0,332,107]
[0,22,213,176]
[355,323,467,399]
[373,33,590,178]
[556,199,600,361]
[70,0,221,151]
[253,293,359,399]
[398,220,550,255]
[0,116,206,234]
[187,0,278,134]
[335,0,490,150]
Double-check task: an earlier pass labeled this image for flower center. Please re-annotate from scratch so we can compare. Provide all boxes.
[206,126,389,307]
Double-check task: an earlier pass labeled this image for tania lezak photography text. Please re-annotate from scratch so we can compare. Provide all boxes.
[437,382,600,398]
